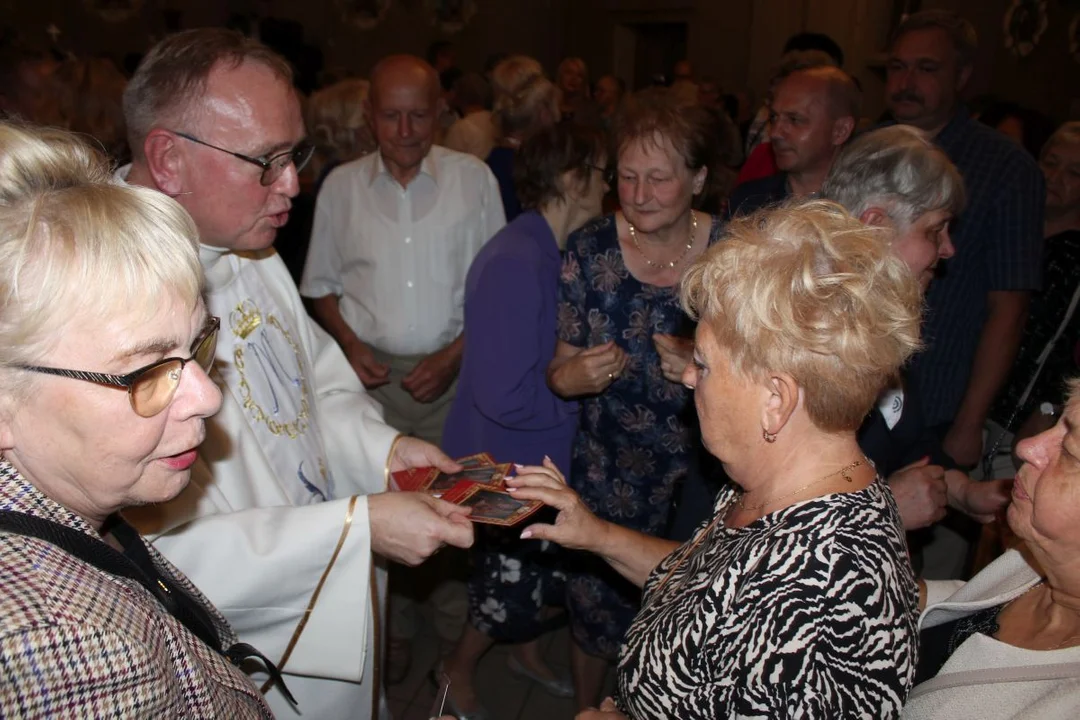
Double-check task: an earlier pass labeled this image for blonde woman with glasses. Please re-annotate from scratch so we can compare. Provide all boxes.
[0,122,280,716]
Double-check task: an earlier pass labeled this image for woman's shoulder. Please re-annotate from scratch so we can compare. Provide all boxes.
[473,214,552,271]
[566,214,617,257]
[779,480,909,560]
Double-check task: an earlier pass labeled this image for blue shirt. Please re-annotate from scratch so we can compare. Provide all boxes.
[902,109,1045,427]
[442,211,578,469]
[725,172,790,219]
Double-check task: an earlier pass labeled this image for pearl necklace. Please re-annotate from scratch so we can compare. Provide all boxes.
[628,210,697,269]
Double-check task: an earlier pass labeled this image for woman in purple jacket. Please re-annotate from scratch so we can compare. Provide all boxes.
[440,124,608,718]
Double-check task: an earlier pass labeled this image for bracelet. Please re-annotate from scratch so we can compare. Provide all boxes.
[383,433,406,490]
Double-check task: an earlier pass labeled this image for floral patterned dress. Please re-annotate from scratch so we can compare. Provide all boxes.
[557,213,721,658]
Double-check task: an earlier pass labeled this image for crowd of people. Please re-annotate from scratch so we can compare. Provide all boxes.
[1,7,1079,720]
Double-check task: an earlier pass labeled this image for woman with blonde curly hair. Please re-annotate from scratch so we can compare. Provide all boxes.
[513,201,924,718]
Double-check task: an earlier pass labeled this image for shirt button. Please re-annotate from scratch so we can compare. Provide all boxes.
[407,281,414,288]
[405,237,412,244]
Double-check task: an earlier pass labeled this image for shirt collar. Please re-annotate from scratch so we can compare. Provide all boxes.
[367,149,439,188]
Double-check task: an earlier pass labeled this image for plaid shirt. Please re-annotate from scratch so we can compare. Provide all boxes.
[0,461,271,718]
[901,109,1046,427]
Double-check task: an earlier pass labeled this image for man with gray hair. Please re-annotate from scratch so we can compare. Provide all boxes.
[885,10,1044,488]
[727,65,859,217]
[121,28,474,719]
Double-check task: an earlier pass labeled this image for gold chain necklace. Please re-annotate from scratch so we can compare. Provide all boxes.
[739,459,863,511]
[628,210,697,269]
[649,459,864,604]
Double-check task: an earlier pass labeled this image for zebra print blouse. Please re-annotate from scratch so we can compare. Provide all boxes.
[616,477,919,719]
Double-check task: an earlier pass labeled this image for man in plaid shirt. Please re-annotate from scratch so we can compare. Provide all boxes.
[885,10,1045,473]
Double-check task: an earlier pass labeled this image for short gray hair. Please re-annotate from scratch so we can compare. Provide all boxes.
[892,10,978,68]
[822,125,965,228]
[123,28,292,161]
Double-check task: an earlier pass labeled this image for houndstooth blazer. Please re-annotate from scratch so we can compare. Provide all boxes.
[0,460,272,718]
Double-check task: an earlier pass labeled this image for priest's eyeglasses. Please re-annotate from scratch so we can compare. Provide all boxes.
[17,317,220,418]
[173,131,315,186]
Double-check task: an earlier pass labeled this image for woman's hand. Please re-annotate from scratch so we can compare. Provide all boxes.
[888,457,948,530]
[653,333,694,383]
[548,341,629,398]
[575,697,628,719]
[506,457,610,552]
[945,470,1011,523]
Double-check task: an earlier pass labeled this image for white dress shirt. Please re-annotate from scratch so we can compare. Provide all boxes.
[301,145,505,356]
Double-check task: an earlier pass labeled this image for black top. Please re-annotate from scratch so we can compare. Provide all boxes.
[991,229,1080,428]
[915,605,1003,685]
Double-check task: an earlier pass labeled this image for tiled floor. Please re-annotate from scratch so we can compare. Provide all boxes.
[386,622,614,720]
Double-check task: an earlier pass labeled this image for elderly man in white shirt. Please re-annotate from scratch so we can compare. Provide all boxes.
[120,29,473,720]
[303,55,504,443]
[302,53,504,681]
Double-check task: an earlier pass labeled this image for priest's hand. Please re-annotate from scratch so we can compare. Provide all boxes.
[403,342,461,403]
[389,436,462,474]
[368,492,474,566]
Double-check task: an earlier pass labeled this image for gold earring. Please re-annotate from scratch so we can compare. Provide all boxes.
[763,428,777,443]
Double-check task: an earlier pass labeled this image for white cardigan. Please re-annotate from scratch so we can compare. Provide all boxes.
[902,549,1080,719]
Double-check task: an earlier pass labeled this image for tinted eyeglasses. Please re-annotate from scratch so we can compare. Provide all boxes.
[585,163,615,187]
[173,131,314,186]
[18,317,220,418]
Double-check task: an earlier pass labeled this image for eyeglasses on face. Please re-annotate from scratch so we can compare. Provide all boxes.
[585,163,616,187]
[17,317,221,418]
[172,131,315,186]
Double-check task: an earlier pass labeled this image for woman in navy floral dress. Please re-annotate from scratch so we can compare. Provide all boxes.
[548,88,721,710]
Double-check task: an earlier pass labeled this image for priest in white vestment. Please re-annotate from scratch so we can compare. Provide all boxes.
[121,29,474,719]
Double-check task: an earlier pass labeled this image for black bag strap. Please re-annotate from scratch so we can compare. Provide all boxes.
[0,509,295,706]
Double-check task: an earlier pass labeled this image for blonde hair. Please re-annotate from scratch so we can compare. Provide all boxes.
[307,78,375,166]
[124,28,293,161]
[556,57,589,91]
[493,74,559,139]
[0,122,202,391]
[680,200,923,432]
[491,55,543,104]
